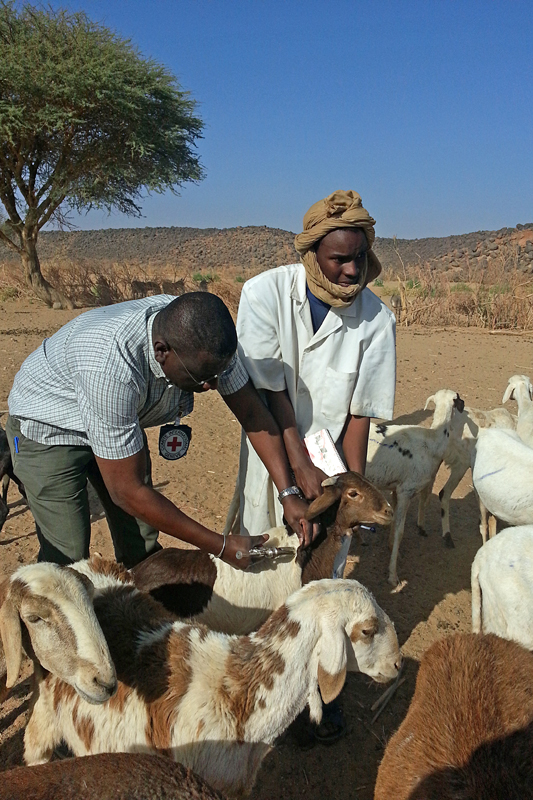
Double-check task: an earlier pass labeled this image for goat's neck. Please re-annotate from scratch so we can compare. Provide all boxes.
[300,523,348,585]
[225,605,321,740]
[428,414,456,455]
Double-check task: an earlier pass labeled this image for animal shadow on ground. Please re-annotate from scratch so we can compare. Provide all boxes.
[347,485,480,649]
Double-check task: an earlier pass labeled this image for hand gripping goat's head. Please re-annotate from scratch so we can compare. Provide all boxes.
[0,563,116,704]
[305,471,393,532]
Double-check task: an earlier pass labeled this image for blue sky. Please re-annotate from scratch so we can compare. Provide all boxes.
[46,0,532,239]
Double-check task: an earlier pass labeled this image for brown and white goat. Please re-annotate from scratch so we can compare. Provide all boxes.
[131,470,393,634]
[374,633,533,800]
[25,558,401,798]
[0,562,116,705]
[0,753,224,800]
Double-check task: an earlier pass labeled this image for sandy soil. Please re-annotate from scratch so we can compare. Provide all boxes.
[1,295,532,798]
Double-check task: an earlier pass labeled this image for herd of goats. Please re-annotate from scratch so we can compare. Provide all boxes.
[0,373,533,798]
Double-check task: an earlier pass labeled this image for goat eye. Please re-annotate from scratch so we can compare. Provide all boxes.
[361,628,374,638]
[347,490,359,498]
[26,615,43,624]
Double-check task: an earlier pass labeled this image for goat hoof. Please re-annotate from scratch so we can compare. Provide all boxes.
[417,526,427,537]
[443,532,455,549]
[390,579,408,594]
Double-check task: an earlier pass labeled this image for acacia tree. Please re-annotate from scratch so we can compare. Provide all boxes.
[0,2,204,307]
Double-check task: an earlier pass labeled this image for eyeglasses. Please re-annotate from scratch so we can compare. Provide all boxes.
[172,347,219,388]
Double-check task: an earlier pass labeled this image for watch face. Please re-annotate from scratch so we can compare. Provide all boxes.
[158,425,191,460]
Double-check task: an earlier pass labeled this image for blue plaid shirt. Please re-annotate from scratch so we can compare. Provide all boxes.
[9,296,248,460]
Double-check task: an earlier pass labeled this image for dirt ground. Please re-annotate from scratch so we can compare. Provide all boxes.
[1,295,532,798]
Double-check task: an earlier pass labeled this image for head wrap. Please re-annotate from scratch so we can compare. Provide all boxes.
[294,190,382,307]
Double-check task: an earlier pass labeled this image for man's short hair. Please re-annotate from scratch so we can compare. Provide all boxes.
[155,292,237,360]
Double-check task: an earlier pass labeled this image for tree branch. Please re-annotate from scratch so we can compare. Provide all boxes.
[0,228,21,253]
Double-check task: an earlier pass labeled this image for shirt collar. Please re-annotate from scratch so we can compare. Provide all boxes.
[146,312,166,379]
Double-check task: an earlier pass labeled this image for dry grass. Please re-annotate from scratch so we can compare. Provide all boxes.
[2,255,533,330]
[381,260,533,330]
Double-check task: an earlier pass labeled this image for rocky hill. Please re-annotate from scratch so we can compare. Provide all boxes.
[2,221,533,277]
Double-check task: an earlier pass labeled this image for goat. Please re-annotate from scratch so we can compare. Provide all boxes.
[25,560,401,797]
[374,633,533,800]
[390,293,402,322]
[472,427,533,542]
[365,392,465,587]
[0,419,26,533]
[0,753,224,800]
[0,561,116,705]
[131,471,393,634]
[503,373,533,447]
[130,279,161,299]
[472,524,533,649]
[418,390,516,548]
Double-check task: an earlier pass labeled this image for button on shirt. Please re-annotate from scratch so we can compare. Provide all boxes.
[8,296,248,460]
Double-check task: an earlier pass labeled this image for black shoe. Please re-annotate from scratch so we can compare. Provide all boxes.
[314,699,347,745]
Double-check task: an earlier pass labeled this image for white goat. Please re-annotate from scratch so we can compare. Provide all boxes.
[365,392,465,587]
[131,471,393,634]
[0,562,116,705]
[472,428,533,542]
[25,558,401,798]
[472,524,533,649]
[1,753,223,800]
[375,633,533,800]
[418,390,516,548]
[503,373,533,446]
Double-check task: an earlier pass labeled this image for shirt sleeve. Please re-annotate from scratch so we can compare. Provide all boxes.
[217,353,250,396]
[236,281,287,392]
[74,371,145,459]
[350,316,396,420]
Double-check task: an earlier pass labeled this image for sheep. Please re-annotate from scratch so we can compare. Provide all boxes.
[374,633,533,800]
[365,392,465,587]
[0,561,117,705]
[471,524,533,649]
[0,753,224,800]
[130,470,393,634]
[418,390,516,548]
[0,419,26,533]
[472,427,533,542]
[25,558,401,797]
[503,373,533,447]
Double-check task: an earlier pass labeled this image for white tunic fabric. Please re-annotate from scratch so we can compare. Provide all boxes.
[236,263,396,535]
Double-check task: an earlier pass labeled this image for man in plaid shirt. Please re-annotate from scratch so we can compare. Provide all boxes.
[7,292,313,569]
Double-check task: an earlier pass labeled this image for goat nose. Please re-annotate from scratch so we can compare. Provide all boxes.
[93,676,118,696]
[394,656,402,671]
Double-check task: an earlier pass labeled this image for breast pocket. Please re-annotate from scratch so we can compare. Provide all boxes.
[321,368,357,421]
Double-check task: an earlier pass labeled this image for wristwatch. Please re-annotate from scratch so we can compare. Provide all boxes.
[278,485,304,502]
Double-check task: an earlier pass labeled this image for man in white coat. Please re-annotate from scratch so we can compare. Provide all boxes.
[235,190,396,744]
[236,190,396,537]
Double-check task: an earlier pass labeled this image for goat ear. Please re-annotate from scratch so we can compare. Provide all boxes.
[502,384,515,404]
[64,567,95,600]
[316,627,347,704]
[424,394,436,411]
[305,485,342,520]
[0,593,23,689]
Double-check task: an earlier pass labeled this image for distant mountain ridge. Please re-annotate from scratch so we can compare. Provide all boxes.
[2,222,533,276]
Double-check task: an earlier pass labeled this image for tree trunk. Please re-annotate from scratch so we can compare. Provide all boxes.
[20,227,74,309]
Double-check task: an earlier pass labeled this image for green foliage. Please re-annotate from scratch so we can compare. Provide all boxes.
[0,1,204,235]
[449,283,473,293]
[373,278,384,287]
[235,275,245,283]
[0,285,19,300]
[405,279,421,290]
[192,272,219,284]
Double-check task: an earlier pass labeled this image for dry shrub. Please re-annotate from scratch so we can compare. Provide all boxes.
[399,261,533,330]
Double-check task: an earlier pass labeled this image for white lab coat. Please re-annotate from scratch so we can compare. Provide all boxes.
[236,262,396,535]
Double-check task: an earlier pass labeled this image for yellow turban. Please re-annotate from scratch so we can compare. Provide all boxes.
[294,190,382,307]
